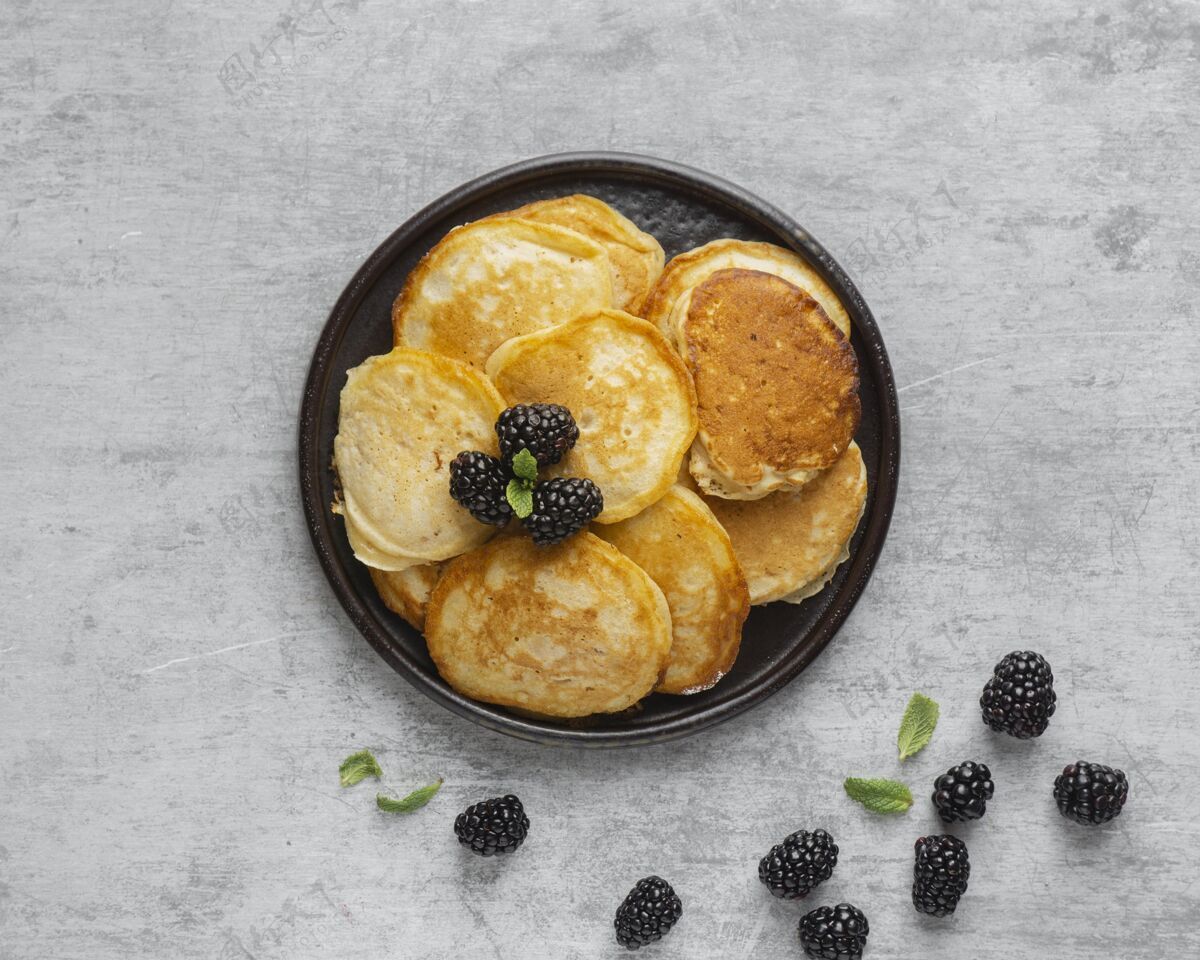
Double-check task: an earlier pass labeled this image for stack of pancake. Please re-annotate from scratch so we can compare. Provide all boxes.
[331,195,867,719]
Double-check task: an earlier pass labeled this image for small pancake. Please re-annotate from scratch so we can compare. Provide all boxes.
[340,507,426,572]
[332,348,505,569]
[641,237,851,339]
[486,310,698,523]
[392,217,614,369]
[704,442,868,605]
[597,486,749,694]
[370,563,443,631]
[486,195,664,314]
[424,533,673,717]
[672,269,860,500]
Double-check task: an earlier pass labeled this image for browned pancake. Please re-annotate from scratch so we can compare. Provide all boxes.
[673,268,861,499]
[705,442,868,604]
[369,564,442,631]
[424,533,672,718]
[641,238,852,339]
[596,486,748,694]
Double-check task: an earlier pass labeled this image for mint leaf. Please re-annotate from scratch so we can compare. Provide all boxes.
[897,692,940,761]
[844,777,913,814]
[377,779,443,814]
[339,749,382,787]
[511,448,538,482]
[506,478,534,519]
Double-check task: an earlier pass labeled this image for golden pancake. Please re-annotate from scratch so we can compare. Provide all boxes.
[672,269,860,500]
[340,507,426,572]
[486,195,664,314]
[332,348,505,569]
[424,533,673,717]
[370,563,442,631]
[486,310,698,523]
[392,217,613,369]
[705,442,868,604]
[641,237,851,339]
[597,486,748,694]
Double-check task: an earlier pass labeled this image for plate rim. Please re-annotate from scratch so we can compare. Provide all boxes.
[298,151,900,747]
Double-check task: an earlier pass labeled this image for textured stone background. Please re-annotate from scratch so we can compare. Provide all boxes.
[2,1,1199,957]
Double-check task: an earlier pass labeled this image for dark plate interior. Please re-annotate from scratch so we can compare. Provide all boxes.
[299,153,899,746]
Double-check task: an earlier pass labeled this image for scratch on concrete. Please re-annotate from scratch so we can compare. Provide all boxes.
[141,633,309,674]
[897,354,1002,393]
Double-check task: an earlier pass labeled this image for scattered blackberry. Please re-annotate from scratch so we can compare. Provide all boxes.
[453,794,529,856]
[980,650,1057,738]
[522,477,604,545]
[448,451,512,526]
[932,761,994,823]
[1053,761,1129,825]
[758,828,839,900]
[912,835,970,917]
[614,876,682,949]
[495,403,579,468]
[797,903,869,960]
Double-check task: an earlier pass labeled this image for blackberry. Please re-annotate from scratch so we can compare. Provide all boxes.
[980,650,1056,738]
[932,761,994,823]
[448,451,512,526]
[522,477,603,545]
[798,903,869,960]
[614,875,682,949]
[912,835,970,917]
[1053,761,1128,825]
[758,828,839,900]
[453,794,529,856]
[495,403,579,468]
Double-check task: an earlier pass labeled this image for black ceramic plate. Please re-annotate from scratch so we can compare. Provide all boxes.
[299,153,899,747]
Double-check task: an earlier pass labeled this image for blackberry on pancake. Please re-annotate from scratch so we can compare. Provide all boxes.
[487,310,697,523]
[494,403,579,468]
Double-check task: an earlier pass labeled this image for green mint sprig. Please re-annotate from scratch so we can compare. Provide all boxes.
[897,692,940,761]
[843,777,913,814]
[511,448,538,481]
[841,693,940,815]
[377,779,443,814]
[339,749,382,787]
[505,448,538,519]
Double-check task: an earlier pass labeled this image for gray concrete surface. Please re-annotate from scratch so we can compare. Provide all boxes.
[3,1,1199,957]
